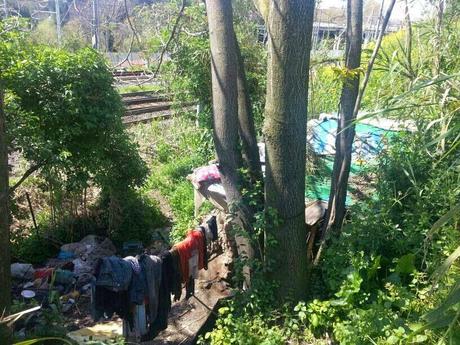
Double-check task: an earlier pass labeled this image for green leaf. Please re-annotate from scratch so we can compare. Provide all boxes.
[311,314,319,328]
[424,283,460,324]
[14,337,73,345]
[432,245,460,282]
[395,253,416,275]
[413,334,428,343]
[298,311,306,321]
[427,204,460,240]
[387,335,399,344]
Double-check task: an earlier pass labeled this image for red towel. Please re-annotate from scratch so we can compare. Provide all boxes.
[173,230,205,283]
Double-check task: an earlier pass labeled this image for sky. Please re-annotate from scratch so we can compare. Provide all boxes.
[317,0,433,22]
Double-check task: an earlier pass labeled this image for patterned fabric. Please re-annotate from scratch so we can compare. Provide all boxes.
[123,256,141,274]
[191,164,221,185]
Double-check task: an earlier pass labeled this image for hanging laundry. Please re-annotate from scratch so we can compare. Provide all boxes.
[93,286,131,323]
[124,256,147,305]
[169,247,183,301]
[207,215,218,241]
[139,255,162,324]
[95,256,132,291]
[92,256,133,326]
[199,226,208,270]
[89,216,218,342]
[173,229,207,298]
[149,249,182,336]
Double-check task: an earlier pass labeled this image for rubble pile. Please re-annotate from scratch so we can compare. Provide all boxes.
[11,235,116,314]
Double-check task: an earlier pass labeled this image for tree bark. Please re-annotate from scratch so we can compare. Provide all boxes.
[315,0,363,266]
[264,0,315,300]
[323,0,363,234]
[206,0,258,287]
[206,0,240,203]
[0,86,11,316]
[235,36,262,184]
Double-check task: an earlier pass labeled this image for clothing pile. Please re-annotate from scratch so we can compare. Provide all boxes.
[92,216,218,341]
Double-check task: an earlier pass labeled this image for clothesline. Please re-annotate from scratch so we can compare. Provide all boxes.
[91,215,218,342]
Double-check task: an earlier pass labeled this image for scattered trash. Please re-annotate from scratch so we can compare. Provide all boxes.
[81,283,92,293]
[33,278,48,289]
[72,258,92,275]
[22,282,34,289]
[20,290,36,299]
[54,269,76,286]
[34,267,54,280]
[11,263,35,280]
[67,321,123,344]
[61,235,116,269]
[122,240,143,256]
[61,290,80,303]
[57,250,76,260]
[62,298,76,313]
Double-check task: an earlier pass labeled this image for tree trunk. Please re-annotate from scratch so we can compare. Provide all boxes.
[264,0,315,300]
[0,86,11,316]
[324,0,363,234]
[235,36,262,184]
[315,0,363,264]
[206,0,257,287]
[206,0,253,231]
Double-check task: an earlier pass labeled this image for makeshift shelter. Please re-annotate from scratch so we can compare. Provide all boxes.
[189,115,413,225]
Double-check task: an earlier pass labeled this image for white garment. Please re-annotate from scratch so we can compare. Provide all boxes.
[188,249,199,279]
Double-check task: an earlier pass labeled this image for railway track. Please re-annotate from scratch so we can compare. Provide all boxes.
[113,70,159,86]
[121,90,195,124]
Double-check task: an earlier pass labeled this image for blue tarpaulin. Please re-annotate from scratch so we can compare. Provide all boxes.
[309,117,395,161]
[306,117,400,204]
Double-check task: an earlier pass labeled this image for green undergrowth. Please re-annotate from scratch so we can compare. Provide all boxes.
[129,113,214,243]
[11,188,166,264]
[201,130,460,344]
[116,83,164,94]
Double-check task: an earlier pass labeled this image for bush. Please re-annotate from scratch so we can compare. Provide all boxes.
[96,189,167,246]
[11,230,59,265]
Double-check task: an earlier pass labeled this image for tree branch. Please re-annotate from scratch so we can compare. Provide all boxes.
[0,162,44,203]
[153,0,186,78]
[352,0,397,118]
[123,0,141,47]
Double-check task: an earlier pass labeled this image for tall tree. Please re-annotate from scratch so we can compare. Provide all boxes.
[206,1,263,288]
[315,0,396,264]
[0,86,10,316]
[321,0,363,236]
[206,0,252,231]
[235,37,262,184]
[264,0,315,300]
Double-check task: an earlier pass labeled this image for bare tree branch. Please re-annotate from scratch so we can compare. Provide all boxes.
[0,161,45,203]
[123,0,141,47]
[153,0,186,77]
[352,0,397,118]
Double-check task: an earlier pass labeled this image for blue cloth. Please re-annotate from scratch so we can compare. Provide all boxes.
[95,256,132,291]
[124,256,147,305]
[57,250,75,260]
[311,118,389,159]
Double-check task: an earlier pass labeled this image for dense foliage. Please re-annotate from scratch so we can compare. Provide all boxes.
[2,21,165,256]
[130,116,214,242]
[199,4,460,345]
[2,1,460,344]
